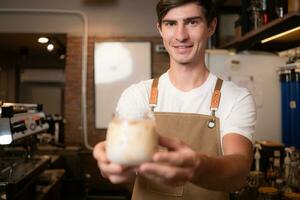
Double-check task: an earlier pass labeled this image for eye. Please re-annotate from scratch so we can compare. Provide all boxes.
[164,21,176,27]
[188,20,199,25]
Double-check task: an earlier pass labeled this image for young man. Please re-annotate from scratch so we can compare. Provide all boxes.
[93,0,256,199]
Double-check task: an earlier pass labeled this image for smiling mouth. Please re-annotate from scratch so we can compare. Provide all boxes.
[174,45,192,48]
[173,44,193,49]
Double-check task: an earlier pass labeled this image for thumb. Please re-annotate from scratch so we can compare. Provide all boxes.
[159,135,184,151]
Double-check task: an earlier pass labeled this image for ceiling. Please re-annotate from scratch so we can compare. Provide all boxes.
[0,33,66,58]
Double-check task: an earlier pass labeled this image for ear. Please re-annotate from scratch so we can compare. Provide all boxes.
[208,17,217,37]
[156,22,163,37]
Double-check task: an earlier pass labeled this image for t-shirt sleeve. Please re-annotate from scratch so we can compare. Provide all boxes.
[115,84,150,117]
[221,89,257,142]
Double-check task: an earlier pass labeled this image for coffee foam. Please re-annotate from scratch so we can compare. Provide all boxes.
[106,119,158,166]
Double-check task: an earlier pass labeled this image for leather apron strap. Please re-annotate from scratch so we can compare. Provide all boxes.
[208,78,223,128]
[149,78,159,111]
[210,78,223,115]
[150,77,223,114]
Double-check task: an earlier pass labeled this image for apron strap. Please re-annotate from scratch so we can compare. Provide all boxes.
[210,78,223,117]
[149,77,223,114]
[149,78,159,111]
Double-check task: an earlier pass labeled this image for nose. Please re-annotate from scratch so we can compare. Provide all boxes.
[175,24,189,42]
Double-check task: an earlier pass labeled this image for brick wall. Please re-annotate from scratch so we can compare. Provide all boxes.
[64,36,169,147]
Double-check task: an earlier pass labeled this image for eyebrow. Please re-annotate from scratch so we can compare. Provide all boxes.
[184,16,203,22]
[162,16,203,23]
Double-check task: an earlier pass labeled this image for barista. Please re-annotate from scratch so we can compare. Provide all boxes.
[93,0,256,199]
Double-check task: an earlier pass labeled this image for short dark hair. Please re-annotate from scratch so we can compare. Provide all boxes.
[156,0,216,27]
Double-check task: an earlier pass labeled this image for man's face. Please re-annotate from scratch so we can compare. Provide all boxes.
[158,3,216,66]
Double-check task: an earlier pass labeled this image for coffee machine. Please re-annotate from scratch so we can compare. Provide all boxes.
[0,102,51,200]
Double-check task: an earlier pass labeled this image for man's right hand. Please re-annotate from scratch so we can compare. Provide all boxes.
[93,141,137,184]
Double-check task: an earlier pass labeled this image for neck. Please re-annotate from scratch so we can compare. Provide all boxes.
[168,62,209,92]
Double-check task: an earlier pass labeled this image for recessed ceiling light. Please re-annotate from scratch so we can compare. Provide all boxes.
[38,37,49,44]
[47,43,54,51]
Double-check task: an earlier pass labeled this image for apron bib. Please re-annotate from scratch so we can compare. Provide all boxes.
[132,77,229,200]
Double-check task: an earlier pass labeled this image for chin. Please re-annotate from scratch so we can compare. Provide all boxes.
[175,57,193,64]
[176,60,193,65]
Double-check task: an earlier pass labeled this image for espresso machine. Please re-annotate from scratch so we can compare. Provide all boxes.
[0,102,51,200]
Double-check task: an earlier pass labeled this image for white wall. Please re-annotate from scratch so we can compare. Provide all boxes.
[207,50,287,142]
[0,0,160,36]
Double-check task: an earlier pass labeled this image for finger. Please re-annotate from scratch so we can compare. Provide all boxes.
[109,175,128,184]
[100,164,137,182]
[153,150,195,167]
[99,162,124,174]
[109,172,135,184]
[108,168,137,184]
[139,162,190,183]
[93,141,109,163]
[99,162,138,175]
[159,136,184,151]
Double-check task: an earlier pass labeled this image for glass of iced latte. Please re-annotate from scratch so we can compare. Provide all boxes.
[106,110,158,166]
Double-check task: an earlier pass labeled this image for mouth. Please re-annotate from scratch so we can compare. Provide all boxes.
[173,44,193,49]
[172,44,193,54]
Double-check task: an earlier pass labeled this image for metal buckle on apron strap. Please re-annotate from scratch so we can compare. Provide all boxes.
[207,119,216,129]
[207,109,216,129]
[207,119,216,128]
[149,104,156,112]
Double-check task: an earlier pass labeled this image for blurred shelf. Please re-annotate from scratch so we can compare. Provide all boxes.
[220,11,300,52]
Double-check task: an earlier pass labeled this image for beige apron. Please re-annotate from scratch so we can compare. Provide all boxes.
[131,77,229,200]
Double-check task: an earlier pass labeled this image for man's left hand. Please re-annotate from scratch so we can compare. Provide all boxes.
[138,136,202,186]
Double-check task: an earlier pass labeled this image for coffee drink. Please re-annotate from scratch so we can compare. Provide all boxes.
[106,116,158,166]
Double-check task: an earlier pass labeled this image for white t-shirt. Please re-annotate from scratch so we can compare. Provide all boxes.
[116,71,256,143]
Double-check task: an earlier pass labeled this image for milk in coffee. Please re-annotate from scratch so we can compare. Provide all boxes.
[106,117,158,166]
